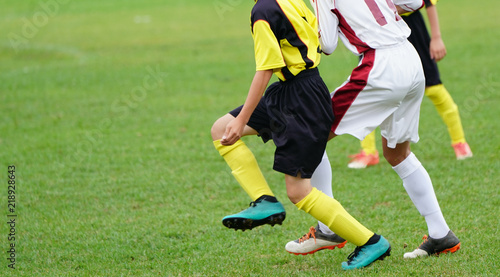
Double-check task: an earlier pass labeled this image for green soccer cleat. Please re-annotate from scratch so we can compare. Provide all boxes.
[341,235,391,270]
[222,196,286,231]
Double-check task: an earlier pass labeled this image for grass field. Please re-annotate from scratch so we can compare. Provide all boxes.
[1,0,499,276]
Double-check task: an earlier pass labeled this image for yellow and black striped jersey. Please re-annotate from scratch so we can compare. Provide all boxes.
[251,0,321,81]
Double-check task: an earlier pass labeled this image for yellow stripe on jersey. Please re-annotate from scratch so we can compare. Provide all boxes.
[251,0,321,81]
[253,20,287,72]
[401,0,438,17]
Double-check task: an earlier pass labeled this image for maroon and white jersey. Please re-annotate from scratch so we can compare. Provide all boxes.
[310,0,424,55]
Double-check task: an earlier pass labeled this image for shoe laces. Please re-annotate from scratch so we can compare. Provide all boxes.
[346,246,363,263]
[419,235,429,247]
[298,226,317,244]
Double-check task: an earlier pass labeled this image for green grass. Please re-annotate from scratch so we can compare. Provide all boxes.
[1,0,499,276]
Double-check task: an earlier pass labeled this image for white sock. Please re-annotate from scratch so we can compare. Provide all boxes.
[392,153,450,239]
[311,151,335,235]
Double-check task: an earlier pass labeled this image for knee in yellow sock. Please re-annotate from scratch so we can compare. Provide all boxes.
[214,139,274,201]
[425,84,466,144]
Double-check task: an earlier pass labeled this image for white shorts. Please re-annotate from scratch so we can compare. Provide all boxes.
[331,40,425,148]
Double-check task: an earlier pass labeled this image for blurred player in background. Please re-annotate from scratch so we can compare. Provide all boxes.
[347,0,473,169]
[285,0,461,260]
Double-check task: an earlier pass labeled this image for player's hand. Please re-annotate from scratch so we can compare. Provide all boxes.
[430,37,447,62]
[220,117,246,146]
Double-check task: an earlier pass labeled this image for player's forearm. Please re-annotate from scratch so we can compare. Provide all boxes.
[312,0,339,55]
[237,69,273,123]
[426,5,442,39]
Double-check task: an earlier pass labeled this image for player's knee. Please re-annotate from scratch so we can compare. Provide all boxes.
[210,120,224,140]
[425,84,452,105]
[285,179,311,204]
[383,149,410,167]
[286,190,303,205]
[211,113,234,140]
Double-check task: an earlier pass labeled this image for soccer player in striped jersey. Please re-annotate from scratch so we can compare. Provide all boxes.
[348,0,472,169]
[285,0,460,262]
[212,0,390,269]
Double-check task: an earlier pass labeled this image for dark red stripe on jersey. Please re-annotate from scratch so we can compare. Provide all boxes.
[332,9,371,53]
[364,0,388,25]
[385,0,403,21]
[331,50,375,133]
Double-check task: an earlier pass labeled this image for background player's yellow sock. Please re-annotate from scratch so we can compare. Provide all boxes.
[295,187,373,246]
[425,84,466,144]
[213,139,274,201]
[360,130,377,154]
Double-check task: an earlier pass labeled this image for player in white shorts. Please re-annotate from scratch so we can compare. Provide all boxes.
[285,0,461,261]
[330,41,423,147]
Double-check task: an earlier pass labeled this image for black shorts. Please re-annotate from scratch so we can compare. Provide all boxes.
[404,11,442,87]
[229,68,334,178]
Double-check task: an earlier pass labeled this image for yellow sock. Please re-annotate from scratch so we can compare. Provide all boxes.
[213,139,274,201]
[295,187,373,246]
[425,84,466,144]
[361,130,377,154]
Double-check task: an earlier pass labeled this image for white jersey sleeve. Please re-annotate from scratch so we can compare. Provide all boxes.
[393,0,424,12]
[309,0,339,55]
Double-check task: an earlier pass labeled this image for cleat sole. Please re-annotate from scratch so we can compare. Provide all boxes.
[435,242,461,256]
[222,212,286,231]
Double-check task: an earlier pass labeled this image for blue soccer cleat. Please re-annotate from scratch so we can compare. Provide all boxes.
[341,235,391,270]
[222,196,286,231]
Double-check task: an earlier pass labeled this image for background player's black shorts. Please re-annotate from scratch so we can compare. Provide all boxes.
[404,11,442,87]
[229,68,334,178]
